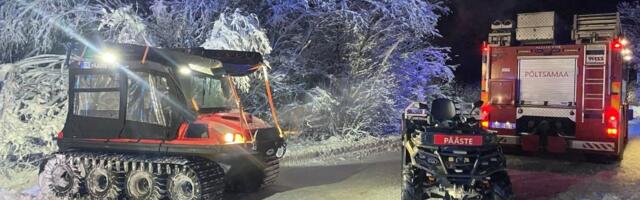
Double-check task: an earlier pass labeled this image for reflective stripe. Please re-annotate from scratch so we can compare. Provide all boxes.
[496,135,520,145]
[570,140,615,152]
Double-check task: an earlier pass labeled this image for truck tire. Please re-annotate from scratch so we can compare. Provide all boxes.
[490,172,514,200]
[39,155,81,199]
[401,163,425,200]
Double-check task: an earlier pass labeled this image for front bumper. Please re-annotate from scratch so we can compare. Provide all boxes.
[411,146,506,186]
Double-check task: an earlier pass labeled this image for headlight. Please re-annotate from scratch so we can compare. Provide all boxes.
[97,49,119,65]
[417,151,440,165]
[223,132,245,143]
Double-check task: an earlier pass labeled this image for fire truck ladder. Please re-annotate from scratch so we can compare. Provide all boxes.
[581,61,606,123]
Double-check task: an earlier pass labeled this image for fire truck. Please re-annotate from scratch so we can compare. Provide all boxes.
[480,12,634,160]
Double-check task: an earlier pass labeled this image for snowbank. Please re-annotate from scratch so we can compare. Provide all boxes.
[0,186,41,200]
[282,135,401,166]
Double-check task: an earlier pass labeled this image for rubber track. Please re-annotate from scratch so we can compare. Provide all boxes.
[260,155,280,188]
[58,152,225,200]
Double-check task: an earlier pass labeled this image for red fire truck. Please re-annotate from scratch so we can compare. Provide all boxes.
[480,12,634,160]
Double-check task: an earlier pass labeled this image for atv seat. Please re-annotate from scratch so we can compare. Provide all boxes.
[430,98,456,127]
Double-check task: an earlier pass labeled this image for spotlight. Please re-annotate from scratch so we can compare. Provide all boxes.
[179,67,192,75]
[97,50,119,65]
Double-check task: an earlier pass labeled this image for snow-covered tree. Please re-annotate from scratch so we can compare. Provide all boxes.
[619,2,640,105]
[257,0,452,138]
[0,0,453,149]
[0,55,71,189]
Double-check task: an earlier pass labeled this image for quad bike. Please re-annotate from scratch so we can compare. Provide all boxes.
[38,43,285,200]
[401,99,513,200]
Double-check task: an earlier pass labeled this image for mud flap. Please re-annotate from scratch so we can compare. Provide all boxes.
[546,136,567,153]
[521,135,539,152]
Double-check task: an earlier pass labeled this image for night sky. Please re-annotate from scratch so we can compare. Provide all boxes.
[437,0,623,84]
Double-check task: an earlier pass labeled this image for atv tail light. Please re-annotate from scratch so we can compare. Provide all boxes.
[480,105,490,129]
[481,121,489,129]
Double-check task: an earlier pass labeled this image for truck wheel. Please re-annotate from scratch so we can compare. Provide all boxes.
[86,167,121,199]
[401,163,425,200]
[39,155,81,199]
[125,170,164,200]
[490,172,514,200]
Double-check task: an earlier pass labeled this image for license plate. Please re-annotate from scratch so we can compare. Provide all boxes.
[433,134,483,146]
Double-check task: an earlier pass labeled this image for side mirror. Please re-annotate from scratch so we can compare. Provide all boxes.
[469,100,484,115]
[473,100,484,108]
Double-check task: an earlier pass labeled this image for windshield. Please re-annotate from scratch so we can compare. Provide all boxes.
[179,75,236,110]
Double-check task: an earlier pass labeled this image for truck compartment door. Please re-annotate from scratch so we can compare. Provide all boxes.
[518,57,577,106]
[488,79,515,105]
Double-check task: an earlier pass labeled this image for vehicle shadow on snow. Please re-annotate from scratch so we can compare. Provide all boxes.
[225,162,371,200]
[505,152,619,200]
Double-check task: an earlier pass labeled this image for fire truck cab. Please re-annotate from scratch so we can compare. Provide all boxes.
[481,12,633,159]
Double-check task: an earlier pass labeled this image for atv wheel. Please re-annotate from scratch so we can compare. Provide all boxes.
[39,155,81,199]
[401,163,425,200]
[86,166,121,199]
[489,172,514,200]
[125,170,164,200]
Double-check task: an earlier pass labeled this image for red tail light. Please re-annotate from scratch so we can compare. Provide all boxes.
[57,131,64,140]
[604,108,619,138]
[612,38,623,49]
[482,42,490,52]
[480,105,490,129]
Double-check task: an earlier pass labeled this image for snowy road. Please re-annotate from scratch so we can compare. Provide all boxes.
[229,139,640,200]
[3,130,640,199]
[226,151,402,200]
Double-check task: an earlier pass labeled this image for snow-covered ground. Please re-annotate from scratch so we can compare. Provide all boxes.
[0,135,400,200]
[3,120,640,200]
[282,135,400,166]
[231,121,640,200]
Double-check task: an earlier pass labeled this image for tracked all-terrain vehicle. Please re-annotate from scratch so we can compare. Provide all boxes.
[401,99,513,200]
[38,43,286,200]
